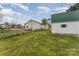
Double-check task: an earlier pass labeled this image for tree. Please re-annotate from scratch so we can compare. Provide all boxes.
[74,3,79,9]
[4,22,10,29]
[10,20,17,29]
[67,3,79,12]
[0,13,3,23]
[47,18,51,28]
[41,18,47,25]
[41,18,48,30]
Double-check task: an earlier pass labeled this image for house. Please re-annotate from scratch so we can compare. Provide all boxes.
[10,24,22,29]
[24,20,49,30]
[24,20,41,30]
[0,23,24,29]
[51,10,79,34]
[0,24,7,29]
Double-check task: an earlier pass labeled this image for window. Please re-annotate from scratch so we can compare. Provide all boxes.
[26,26,29,28]
[61,24,67,28]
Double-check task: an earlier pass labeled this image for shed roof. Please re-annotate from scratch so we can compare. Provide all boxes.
[51,10,79,23]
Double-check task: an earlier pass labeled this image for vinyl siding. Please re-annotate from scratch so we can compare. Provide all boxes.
[52,21,79,34]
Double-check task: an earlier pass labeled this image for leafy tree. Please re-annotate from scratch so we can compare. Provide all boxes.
[74,3,79,9]
[67,3,79,12]
[47,18,51,28]
[5,22,9,25]
[41,18,48,30]
[41,18,47,25]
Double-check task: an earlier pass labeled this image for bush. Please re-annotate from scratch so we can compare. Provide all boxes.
[25,29,32,31]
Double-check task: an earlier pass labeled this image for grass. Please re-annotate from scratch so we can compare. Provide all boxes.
[0,30,79,56]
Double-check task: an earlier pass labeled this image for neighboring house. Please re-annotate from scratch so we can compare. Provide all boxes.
[51,10,79,34]
[0,24,24,29]
[0,24,7,29]
[10,24,22,29]
[24,20,49,30]
[24,20,41,30]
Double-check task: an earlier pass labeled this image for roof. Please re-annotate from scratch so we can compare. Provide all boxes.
[51,10,79,23]
[24,20,41,25]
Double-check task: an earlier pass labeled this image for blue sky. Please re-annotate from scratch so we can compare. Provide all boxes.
[0,3,74,25]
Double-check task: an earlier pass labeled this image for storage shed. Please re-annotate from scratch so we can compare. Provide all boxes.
[51,10,79,34]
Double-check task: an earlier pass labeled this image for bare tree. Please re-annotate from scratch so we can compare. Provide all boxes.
[0,13,3,23]
[4,22,10,29]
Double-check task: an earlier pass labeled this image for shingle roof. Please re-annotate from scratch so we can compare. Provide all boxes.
[51,10,79,23]
[24,20,41,26]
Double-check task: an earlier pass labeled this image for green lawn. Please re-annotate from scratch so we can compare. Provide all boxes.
[0,30,79,56]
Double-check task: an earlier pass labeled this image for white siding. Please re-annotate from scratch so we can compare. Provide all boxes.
[52,21,79,34]
[41,25,49,29]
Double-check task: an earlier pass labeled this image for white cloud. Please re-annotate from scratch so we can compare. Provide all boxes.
[2,16,12,20]
[1,16,13,23]
[53,7,69,13]
[0,8,22,16]
[14,11,22,16]
[10,4,17,9]
[0,8,14,16]
[14,3,30,12]
[0,8,22,23]
[0,5,3,8]
[16,12,21,16]
[37,6,51,14]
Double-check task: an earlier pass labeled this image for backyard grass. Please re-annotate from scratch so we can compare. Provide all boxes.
[0,30,79,56]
